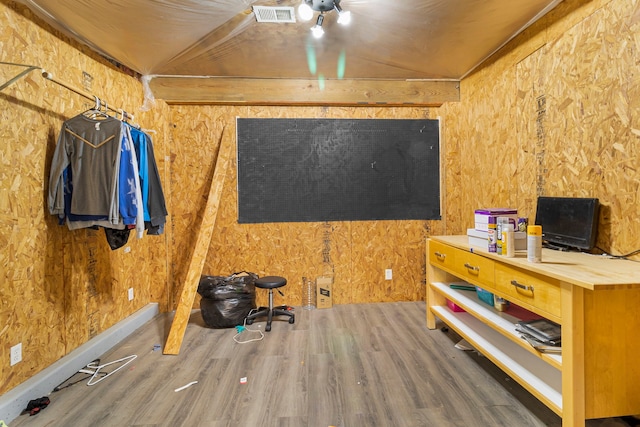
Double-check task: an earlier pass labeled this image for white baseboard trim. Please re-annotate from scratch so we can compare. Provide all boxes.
[0,303,159,424]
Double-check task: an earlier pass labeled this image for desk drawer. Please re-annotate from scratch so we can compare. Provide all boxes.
[429,240,458,273]
[429,239,494,291]
[454,250,495,289]
[494,263,561,319]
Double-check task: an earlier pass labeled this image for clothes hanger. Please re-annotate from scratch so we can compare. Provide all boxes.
[80,354,137,386]
[120,109,141,129]
[101,101,112,118]
[81,95,99,118]
[81,96,110,120]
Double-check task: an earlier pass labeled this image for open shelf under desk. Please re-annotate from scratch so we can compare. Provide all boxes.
[430,287,562,414]
[431,282,562,369]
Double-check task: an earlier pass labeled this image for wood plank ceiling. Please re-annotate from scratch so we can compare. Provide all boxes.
[17,0,562,106]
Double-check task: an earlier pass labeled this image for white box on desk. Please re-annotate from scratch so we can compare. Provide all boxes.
[467,228,527,250]
[474,208,517,218]
[474,208,518,231]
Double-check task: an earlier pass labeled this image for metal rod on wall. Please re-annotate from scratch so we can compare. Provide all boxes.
[0,61,41,91]
[41,70,135,122]
[0,61,135,122]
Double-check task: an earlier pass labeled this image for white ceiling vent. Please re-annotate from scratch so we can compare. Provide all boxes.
[252,6,296,23]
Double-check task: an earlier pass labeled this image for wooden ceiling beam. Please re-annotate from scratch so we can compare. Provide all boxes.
[148,77,459,106]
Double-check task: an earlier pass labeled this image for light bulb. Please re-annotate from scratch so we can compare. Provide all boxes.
[337,10,351,25]
[311,25,324,39]
[298,3,313,21]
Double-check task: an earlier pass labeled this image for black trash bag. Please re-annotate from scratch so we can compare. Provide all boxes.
[197,272,258,328]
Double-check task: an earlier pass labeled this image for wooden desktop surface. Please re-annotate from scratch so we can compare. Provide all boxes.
[431,235,640,290]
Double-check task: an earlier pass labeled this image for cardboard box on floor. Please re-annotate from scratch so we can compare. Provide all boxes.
[316,275,333,308]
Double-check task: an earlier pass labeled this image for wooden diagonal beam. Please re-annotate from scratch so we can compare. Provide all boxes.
[163,127,233,355]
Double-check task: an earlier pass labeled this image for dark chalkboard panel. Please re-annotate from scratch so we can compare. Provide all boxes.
[236,118,440,223]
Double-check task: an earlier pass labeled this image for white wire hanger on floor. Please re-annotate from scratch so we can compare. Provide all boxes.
[78,354,137,386]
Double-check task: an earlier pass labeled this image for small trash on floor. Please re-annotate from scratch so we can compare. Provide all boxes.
[454,339,474,351]
[233,323,264,344]
[174,381,198,392]
[25,396,50,416]
[240,377,247,384]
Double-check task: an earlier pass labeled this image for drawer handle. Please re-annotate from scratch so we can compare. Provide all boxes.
[464,263,480,272]
[435,251,446,261]
[511,280,534,292]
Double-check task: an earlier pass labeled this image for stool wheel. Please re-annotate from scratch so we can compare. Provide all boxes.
[288,317,295,324]
[265,324,271,332]
[246,318,254,325]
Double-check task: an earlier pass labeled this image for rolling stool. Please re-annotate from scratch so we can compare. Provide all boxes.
[245,276,295,331]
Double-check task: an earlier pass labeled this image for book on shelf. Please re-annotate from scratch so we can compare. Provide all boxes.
[449,282,476,291]
[519,333,562,354]
[516,319,561,346]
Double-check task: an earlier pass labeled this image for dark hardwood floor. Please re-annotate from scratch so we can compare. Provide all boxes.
[9,302,637,426]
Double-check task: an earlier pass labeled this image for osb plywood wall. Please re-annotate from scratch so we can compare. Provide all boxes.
[168,106,447,309]
[440,0,640,260]
[1,2,171,394]
[4,0,639,401]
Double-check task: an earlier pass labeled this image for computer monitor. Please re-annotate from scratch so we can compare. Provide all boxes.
[534,196,599,251]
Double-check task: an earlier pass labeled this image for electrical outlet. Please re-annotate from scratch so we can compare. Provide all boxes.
[385,269,393,280]
[128,288,134,301]
[10,343,22,366]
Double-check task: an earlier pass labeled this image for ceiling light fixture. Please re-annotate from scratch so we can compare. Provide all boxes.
[298,0,351,39]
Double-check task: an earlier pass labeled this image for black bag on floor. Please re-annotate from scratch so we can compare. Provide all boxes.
[197,272,258,328]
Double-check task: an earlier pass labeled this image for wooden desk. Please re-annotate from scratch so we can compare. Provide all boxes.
[426,235,640,427]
